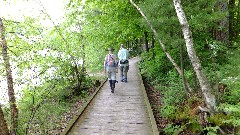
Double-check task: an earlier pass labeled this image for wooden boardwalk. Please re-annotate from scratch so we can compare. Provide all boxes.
[66,57,158,135]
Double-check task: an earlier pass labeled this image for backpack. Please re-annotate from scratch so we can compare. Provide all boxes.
[106,54,116,67]
[120,59,129,64]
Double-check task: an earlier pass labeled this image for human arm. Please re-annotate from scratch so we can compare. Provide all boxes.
[104,55,107,73]
[113,55,118,73]
[117,50,121,59]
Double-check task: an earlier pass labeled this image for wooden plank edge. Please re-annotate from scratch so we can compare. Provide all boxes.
[60,78,108,135]
[137,61,159,135]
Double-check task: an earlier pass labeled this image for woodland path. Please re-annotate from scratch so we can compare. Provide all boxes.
[66,57,158,135]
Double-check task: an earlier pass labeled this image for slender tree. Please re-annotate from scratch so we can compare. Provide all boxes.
[0,18,19,135]
[215,1,229,43]
[229,0,235,41]
[173,0,217,112]
[144,31,149,52]
[130,0,193,93]
[237,0,240,36]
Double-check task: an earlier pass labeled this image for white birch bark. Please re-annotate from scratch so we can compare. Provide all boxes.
[173,0,216,111]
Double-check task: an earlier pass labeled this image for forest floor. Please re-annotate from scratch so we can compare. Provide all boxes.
[142,79,168,134]
[143,79,197,135]
[49,82,102,134]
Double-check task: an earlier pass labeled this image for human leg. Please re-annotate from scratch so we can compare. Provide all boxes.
[111,80,117,93]
[123,65,129,82]
[107,68,113,90]
[119,66,124,82]
[109,67,117,93]
[109,80,112,88]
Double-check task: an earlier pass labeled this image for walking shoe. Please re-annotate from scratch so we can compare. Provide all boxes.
[111,87,114,93]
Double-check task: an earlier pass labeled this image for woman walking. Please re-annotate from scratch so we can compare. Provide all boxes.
[104,48,118,93]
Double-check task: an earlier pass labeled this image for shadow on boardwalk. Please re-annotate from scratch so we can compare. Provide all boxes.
[66,57,158,135]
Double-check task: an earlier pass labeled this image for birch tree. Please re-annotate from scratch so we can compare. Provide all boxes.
[129,0,193,93]
[130,0,217,112]
[173,0,217,112]
[0,18,18,135]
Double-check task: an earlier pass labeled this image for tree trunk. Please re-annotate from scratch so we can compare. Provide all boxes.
[180,42,188,95]
[127,40,130,49]
[151,33,155,49]
[136,38,140,54]
[152,33,155,58]
[130,0,193,93]
[0,105,9,135]
[173,0,217,112]
[229,0,235,41]
[144,31,149,52]
[80,41,86,88]
[215,1,229,44]
[0,18,18,135]
[237,0,240,38]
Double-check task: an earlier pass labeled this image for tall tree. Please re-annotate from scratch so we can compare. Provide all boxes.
[130,0,193,93]
[144,31,149,52]
[0,18,19,134]
[237,0,240,36]
[215,1,229,43]
[229,0,235,41]
[173,0,217,112]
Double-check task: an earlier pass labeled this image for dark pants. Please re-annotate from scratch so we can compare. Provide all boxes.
[119,65,129,82]
[107,66,117,93]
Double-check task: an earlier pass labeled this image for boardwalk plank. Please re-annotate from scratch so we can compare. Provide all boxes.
[67,57,156,135]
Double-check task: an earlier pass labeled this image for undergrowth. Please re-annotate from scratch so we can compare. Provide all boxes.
[3,75,105,135]
[139,46,240,134]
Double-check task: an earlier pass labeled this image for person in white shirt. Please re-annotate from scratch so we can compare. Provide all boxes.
[118,44,130,82]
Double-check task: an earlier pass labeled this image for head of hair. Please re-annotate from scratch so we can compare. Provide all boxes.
[120,44,124,48]
[108,48,113,51]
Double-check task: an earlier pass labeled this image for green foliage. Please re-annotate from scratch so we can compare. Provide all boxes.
[139,46,172,82]
[222,81,240,104]
[160,71,186,104]
[147,70,186,120]
[17,97,72,134]
[186,119,202,133]
[2,15,104,132]
[82,0,143,49]
[160,105,177,119]
[15,75,103,134]
[138,0,229,74]
[163,124,182,135]
[218,103,240,127]
[203,126,219,135]
[64,0,145,72]
[218,48,240,104]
